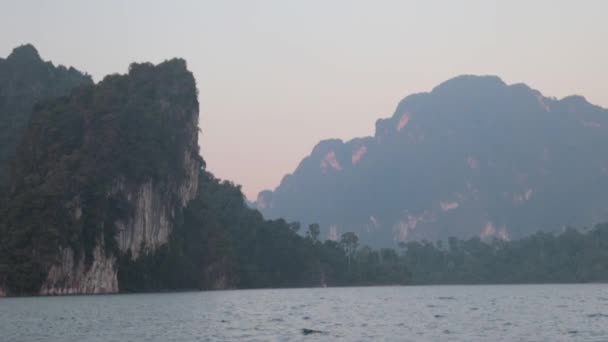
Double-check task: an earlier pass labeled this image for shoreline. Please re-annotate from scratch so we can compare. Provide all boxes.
[2,282,607,299]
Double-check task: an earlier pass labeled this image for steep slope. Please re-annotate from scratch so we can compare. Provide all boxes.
[0,53,411,296]
[0,59,202,295]
[0,44,92,187]
[258,75,608,247]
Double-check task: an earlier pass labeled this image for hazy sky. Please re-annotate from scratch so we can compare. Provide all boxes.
[1,0,606,199]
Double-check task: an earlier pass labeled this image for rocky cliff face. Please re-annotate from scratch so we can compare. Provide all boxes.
[40,243,118,295]
[113,115,200,259]
[258,75,608,247]
[0,57,202,295]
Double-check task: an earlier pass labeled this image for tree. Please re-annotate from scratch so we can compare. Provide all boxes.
[340,232,359,263]
[307,223,320,243]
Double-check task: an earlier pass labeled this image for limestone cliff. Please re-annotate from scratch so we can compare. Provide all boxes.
[0,58,202,295]
[40,242,118,295]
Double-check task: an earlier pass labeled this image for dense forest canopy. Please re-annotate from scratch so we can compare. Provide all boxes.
[0,57,202,294]
[401,224,608,284]
[122,170,608,290]
[0,44,92,188]
[118,169,412,292]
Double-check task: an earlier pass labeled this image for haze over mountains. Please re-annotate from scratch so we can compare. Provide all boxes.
[257,75,608,247]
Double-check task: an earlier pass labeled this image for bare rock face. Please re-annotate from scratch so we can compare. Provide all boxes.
[115,180,172,259]
[1,57,202,295]
[115,151,200,259]
[40,243,118,295]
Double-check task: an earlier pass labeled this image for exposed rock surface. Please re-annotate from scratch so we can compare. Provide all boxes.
[114,151,199,259]
[40,243,118,295]
[258,75,608,247]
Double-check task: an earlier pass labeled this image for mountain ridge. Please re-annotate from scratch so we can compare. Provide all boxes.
[257,75,608,247]
[0,44,92,187]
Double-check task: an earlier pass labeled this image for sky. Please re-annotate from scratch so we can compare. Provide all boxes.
[1,0,607,199]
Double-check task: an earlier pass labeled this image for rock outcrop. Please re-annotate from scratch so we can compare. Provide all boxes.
[113,123,200,259]
[40,243,118,295]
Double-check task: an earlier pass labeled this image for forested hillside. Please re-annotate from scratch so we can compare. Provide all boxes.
[119,170,411,292]
[402,224,608,284]
[0,58,203,295]
[0,44,92,188]
[0,49,410,296]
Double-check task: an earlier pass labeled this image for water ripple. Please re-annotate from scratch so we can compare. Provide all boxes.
[1,285,608,341]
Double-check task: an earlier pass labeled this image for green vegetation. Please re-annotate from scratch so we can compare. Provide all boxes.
[118,169,411,292]
[401,225,608,284]
[119,179,608,291]
[0,44,92,188]
[0,52,409,295]
[0,58,200,295]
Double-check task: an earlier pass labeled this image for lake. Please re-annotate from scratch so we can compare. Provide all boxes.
[1,285,608,341]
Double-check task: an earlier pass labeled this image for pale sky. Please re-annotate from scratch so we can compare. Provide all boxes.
[1,0,606,199]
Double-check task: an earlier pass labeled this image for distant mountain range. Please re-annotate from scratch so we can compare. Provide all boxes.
[257,75,608,247]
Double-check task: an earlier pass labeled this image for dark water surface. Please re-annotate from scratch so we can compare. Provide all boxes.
[2,284,608,341]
